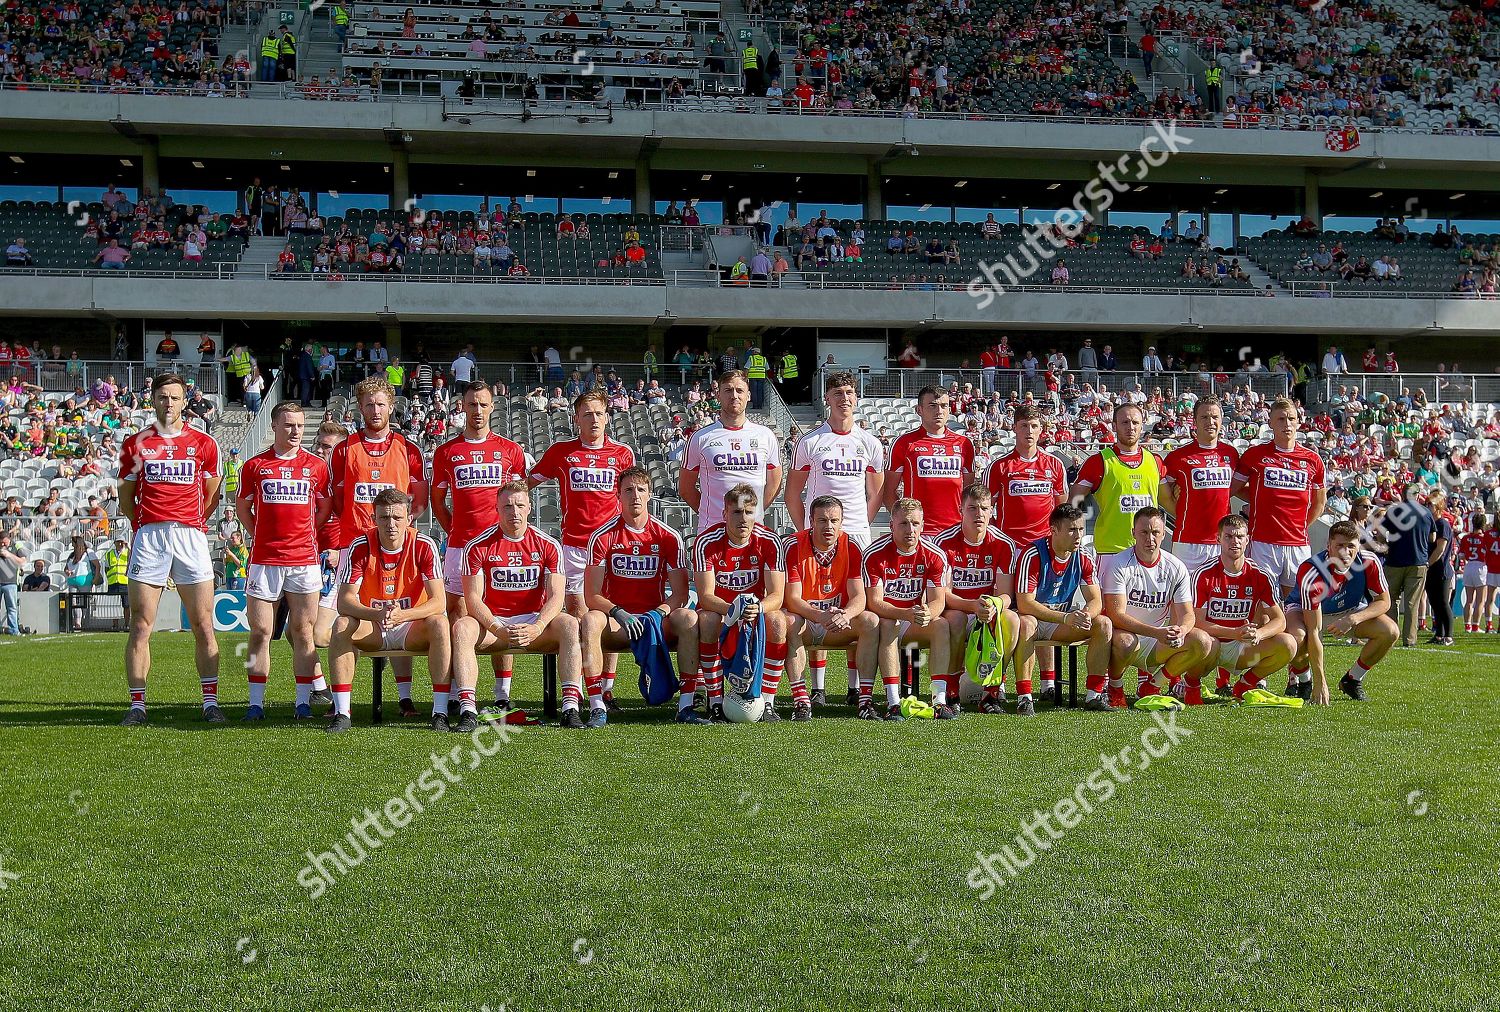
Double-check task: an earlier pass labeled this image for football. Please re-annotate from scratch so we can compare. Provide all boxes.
[721,692,766,723]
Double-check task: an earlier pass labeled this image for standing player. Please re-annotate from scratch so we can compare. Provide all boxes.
[679,370,782,535]
[863,498,949,721]
[884,386,973,538]
[783,495,880,721]
[1285,520,1398,703]
[785,370,883,703]
[1189,515,1295,703]
[452,482,583,728]
[1484,515,1500,633]
[118,373,223,726]
[1015,504,1115,711]
[934,484,1028,717]
[326,489,449,733]
[329,375,428,717]
[1101,507,1213,708]
[308,418,348,713]
[1230,395,1327,604]
[529,390,634,710]
[1160,395,1240,570]
[692,484,788,722]
[1458,514,1490,633]
[984,404,1067,546]
[580,467,698,724]
[236,400,332,721]
[1069,401,1163,574]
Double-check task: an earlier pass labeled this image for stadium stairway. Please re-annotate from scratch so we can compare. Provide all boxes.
[299,12,343,85]
[237,236,289,278]
[1237,257,1279,294]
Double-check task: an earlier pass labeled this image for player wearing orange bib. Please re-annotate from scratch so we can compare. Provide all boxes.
[326,489,449,733]
[783,495,879,722]
[329,376,429,717]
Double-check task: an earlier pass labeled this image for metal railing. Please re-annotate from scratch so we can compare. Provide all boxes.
[237,372,283,457]
[822,365,1292,403]
[4,359,224,397]
[1316,373,1500,407]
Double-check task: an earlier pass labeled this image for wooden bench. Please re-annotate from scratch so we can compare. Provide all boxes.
[901,641,1083,707]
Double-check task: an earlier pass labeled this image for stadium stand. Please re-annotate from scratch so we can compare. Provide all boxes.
[0,198,245,273]
[1,0,230,89]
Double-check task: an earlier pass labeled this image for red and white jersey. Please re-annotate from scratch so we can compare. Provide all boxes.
[887,426,974,533]
[528,436,636,547]
[693,522,784,600]
[1456,531,1489,567]
[1193,558,1279,634]
[933,523,1019,601]
[1100,548,1193,626]
[1161,442,1241,545]
[238,447,331,566]
[118,423,221,530]
[1484,530,1500,570]
[791,421,883,539]
[463,523,563,619]
[587,514,687,613]
[983,449,1067,544]
[431,433,527,549]
[863,535,948,607]
[1234,442,1326,546]
[683,420,781,533]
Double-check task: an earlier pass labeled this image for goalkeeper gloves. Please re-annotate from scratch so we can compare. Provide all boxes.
[610,606,645,641]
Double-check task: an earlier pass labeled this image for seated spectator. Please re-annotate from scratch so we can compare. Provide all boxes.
[182,235,204,263]
[625,242,646,265]
[1051,260,1070,286]
[885,231,903,256]
[276,244,297,273]
[1311,245,1333,272]
[547,387,568,411]
[1182,219,1202,244]
[981,213,1002,239]
[1147,237,1164,260]
[557,216,576,239]
[473,240,493,270]
[5,237,32,267]
[526,387,548,411]
[1129,235,1149,259]
[902,232,920,255]
[942,239,961,265]
[22,560,50,592]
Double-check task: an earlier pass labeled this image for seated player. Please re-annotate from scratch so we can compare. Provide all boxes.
[451,481,583,728]
[1285,519,1397,703]
[326,489,450,734]
[692,483,788,722]
[1189,514,1296,703]
[1014,504,1114,711]
[934,482,1032,717]
[783,494,880,722]
[1102,507,1214,708]
[862,497,949,721]
[580,466,697,726]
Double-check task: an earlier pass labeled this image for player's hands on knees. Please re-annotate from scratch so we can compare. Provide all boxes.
[610,606,645,641]
[511,623,538,648]
[1064,608,1092,630]
[826,609,851,632]
[1163,625,1185,648]
[1326,616,1352,637]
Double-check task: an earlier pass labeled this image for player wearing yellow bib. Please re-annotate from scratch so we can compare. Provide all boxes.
[1069,402,1162,582]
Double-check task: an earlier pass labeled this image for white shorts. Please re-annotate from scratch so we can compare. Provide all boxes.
[1212,639,1248,671]
[444,545,466,596]
[382,621,413,652]
[1125,634,1165,675]
[1172,542,1220,571]
[844,528,872,551]
[562,543,589,595]
[1463,561,1487,586]
[246,562,322,602]
[489,611,540,647]
[128,522,214,586]
[1487,570,1500,589]
[1248,541,1311,589]
[1034,620,1063,642]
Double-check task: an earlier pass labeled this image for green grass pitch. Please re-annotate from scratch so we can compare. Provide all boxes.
[0,631,1497,1010]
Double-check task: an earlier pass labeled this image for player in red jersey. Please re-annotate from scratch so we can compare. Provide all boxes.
[328,376,428,717]
[783,495,879,721]
[530,389,636,709]
[326,489,448,733]
[118,373,223,726]
[308,419,348,712]
[1457,514,1491,633]
[983,404,1067,545]
[863,497,949,721]
[692,484,787,723]
[580,467,698,722]
[235,401,332,722]
[1188,515,1295,703]
[1230,396,1327,597]
[452,482,582,728]
[883,385,974,536]
[935,483,1030,717]
[1014,504,1114,711]
[1160,395,1241,571]
[1483,515,1500,633]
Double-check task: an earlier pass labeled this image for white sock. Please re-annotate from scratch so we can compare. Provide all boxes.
[295,677,312,708]
[248,676,267,709]
[500,675,513,700]
[334,684,352,717]
[311,674,328,692]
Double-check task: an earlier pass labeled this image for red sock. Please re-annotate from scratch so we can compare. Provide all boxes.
[1085,674,1106,693]
[762,641,787,697]
[1232,674,1258,699]
[1215,666,1232,690]
[1137,676,1160,697]
[1017,675,1033,696]
[1185,674,1203,706]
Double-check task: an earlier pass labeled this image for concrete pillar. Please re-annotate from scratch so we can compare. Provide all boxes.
[1088,190,1109,226]
[1232,211,1241,249]
[1303,172,1321,227]
[634,158,651,215]
[141,140,160,196]
[865,161,884,221]
[383,319,402,357]
[391,148,410,210]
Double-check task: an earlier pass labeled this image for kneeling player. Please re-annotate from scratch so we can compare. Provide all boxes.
[326,489,449,733]
[935,483,1032,717]
[1015,504,1114,711]
[863,498,949,721]
[1285,520,1397,703]
[1102,507,1214,708]
[693,484,787,722]
[452,481,582,728]
[580,467,696,726]
[783,495,879,722]
[1189,514,1296,703]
